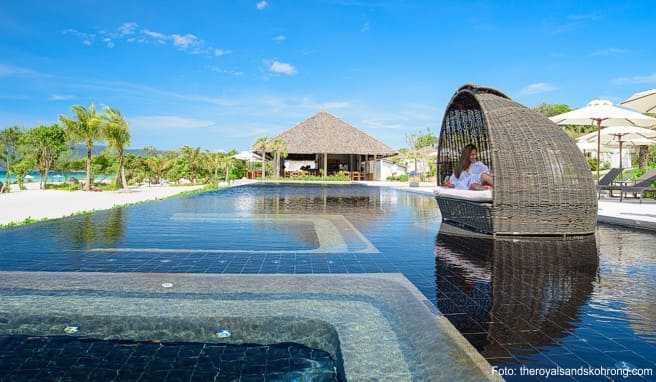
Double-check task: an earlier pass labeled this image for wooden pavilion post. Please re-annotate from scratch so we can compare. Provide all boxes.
[373,154,377,180]
[349,154,353,180]
[323,153,328,178]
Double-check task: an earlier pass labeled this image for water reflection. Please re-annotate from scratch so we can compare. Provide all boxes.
[57,207,127,250]
[435,225,599,361]
[596,226,656,343]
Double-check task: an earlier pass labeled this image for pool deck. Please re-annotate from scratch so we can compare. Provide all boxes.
[0,184,208,226]
[597,197,656,231]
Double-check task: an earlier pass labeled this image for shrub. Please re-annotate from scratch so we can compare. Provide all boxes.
[283,172,351,182]
[387,174,409,182]
[587,158,610,171]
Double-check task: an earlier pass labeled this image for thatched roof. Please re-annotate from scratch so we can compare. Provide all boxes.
[272,111,396,156]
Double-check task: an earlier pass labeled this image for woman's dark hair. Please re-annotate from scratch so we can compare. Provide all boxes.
[454,144,477,178]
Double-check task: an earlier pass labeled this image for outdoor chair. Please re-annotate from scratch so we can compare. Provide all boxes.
[435,84,597,236]
[596,168,623,199]
[619,169,656,202]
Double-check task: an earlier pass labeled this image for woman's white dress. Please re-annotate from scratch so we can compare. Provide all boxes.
[449,161,490,190]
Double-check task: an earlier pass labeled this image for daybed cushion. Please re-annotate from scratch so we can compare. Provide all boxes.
[434,186,493,202]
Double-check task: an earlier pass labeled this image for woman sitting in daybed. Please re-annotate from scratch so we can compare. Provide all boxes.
[443,144,493,190]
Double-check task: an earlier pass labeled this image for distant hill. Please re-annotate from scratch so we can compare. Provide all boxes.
[68,144,152,159]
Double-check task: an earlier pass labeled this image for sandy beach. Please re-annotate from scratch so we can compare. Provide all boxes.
[0,184,204,226]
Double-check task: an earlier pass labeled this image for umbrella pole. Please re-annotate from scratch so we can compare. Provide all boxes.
[619,140,623,171]
[596,119,601,183]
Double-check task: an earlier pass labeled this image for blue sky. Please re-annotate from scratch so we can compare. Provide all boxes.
[1,0,654,150]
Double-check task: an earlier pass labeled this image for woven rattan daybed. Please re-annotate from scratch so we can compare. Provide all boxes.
[435,84,597,236]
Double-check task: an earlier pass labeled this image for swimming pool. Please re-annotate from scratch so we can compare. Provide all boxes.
[1,183,655,380]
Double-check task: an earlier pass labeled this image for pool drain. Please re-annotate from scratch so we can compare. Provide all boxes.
[216,329,231,338]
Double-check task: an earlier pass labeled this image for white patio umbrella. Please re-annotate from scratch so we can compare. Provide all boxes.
[550,99,656,181]
[621,89,656,114]
[577,126,656,170]
[576,139,608,152]
[235,150,260,161]
[235,150,262,176]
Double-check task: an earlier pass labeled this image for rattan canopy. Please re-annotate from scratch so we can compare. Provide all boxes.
[436,84,597,236]
[274,111,396,156]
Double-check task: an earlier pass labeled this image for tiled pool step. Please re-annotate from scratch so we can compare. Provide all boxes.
[0,272,500,381]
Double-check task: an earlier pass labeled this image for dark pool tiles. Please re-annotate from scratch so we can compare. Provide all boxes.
[600,325,645,341]
[501,352,581,381]
[604,350,656,372]
[612,339,656,366]
[481,340,515,361]
[462,332,492,351]
[444,313,487,334]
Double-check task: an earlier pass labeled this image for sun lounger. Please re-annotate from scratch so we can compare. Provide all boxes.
[619,169,656,202]
[596,168,623,198]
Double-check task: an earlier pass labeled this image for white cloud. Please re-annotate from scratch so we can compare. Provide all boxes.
[117,22,138,36]
[590,48,629,57]
[567,13,601,21]
[171,33,199,49]
[0,64,37,77]
[547,12,602,34]
[102,37,115,48]
[272,35,286,43]
[520,82,558,95]
[268,60,297,76]
[130,116,216,130]
[213,48,231,56]
[61,23,229,58]
[256,1,269,10]
[361,22,370,32]
[48,94,76,101]
[320,101,351,109]
[612,73,656,85]
[208,66,244,76]
[361,118,403,130]
[61,29,95,46]
[0,94,30,101]
[143,29,167,43]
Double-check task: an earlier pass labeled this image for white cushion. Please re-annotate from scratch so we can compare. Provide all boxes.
[434,186,493,202]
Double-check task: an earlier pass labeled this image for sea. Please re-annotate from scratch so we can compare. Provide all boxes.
[0,170,110,184]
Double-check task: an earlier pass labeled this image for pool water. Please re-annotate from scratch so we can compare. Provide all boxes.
[1,183,655,380]
[0,336,338,382]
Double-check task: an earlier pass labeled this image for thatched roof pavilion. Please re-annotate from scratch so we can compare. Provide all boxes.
[276,111,395,156]
[261,112,396,179]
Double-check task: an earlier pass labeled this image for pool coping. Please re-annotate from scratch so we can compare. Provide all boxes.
[0,272,501,381]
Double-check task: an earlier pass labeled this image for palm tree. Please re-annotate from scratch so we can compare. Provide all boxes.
[102,107,131,189]
[253,136,271,179]
[402,132,425,183]
[0,126,22,193]
[146,155,168,185]
[205,151,223,185]
[270,138,288,177]
[222,151,236,183]
[180,146,202,183]
[59,104,103,191]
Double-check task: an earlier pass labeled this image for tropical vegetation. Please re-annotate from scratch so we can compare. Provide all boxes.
[0,105,246,193]
[59,104,104,191]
